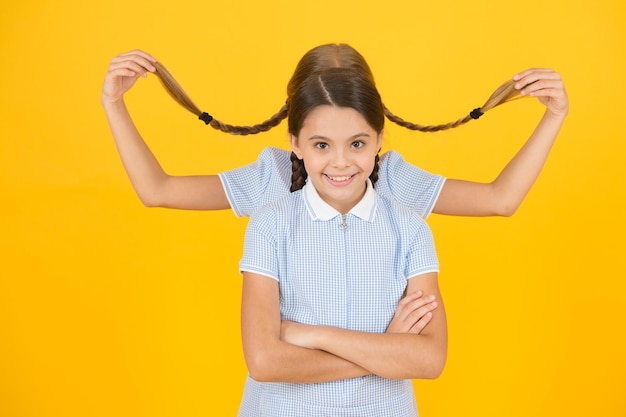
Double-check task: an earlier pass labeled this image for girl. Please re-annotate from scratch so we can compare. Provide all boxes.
[101,44,568,219]
[239,67,446,417]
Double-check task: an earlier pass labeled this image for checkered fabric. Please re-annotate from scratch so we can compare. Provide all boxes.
[238,181,439,417]
[219,147,445,218]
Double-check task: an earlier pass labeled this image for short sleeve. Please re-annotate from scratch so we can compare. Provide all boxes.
[405,216,439,279]
[239,206,280,281]
[218,147,292,217]
[376,150,446,219]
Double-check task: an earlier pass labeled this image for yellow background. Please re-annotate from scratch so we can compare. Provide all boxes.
[1,0,625,416]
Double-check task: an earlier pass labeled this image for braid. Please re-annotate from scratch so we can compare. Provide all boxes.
[369,153,380,185]
[155,58,523,136]
[384,106,471,132]
[384,78,523,133]
[153,61,203,115]
[153,61,288,136]
[290,152,308,192]
[208,103,288,135]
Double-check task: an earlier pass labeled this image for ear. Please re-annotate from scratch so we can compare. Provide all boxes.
[289,134,302,159]
[376,130,384,150]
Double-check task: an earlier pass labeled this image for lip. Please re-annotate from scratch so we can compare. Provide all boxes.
[323,173,357,186]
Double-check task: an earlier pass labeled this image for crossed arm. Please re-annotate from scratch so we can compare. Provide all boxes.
[241,271,447,383]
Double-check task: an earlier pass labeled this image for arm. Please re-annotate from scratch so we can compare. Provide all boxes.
[281,272,447,380]
[101,50,230,210]
[241,273,439,383]
[433,68,569,217]
[241,272,369,383]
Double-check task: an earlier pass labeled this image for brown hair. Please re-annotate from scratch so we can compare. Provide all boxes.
[383,79,521,132]
[153,61,288,135]
[286,44,376,98]
[288,68,384,192]
[153,43,522,136]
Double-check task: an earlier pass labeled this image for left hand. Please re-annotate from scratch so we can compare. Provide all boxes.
[513,68,569,119]
[281,290,439,348]
[385,290,438,334]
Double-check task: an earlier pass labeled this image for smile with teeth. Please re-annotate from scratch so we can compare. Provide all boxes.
[325,174,354,182]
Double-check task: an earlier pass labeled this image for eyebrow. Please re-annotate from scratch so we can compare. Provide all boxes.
[307,133,371,141]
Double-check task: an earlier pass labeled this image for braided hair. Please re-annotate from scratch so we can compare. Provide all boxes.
[152,43,522,138]
[383,78,521,132]
[153,61,288,135]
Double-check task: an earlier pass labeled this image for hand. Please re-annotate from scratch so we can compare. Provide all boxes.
[513,68,569,119]
[102,50,157,105]
[281,290,439,348]
[386,290,438,334]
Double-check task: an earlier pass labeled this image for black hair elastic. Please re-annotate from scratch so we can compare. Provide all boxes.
[199,112,213,125]
[470,108,483,120]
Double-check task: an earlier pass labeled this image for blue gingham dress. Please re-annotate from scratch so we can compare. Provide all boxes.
[239,180,439,417]
[219,147,445,218]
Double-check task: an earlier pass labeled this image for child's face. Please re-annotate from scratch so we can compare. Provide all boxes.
[290,105,382,214]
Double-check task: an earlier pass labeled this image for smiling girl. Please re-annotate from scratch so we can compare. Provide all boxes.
[238,68,447,417]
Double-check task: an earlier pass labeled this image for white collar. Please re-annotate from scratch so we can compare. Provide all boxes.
[302,178,377,222]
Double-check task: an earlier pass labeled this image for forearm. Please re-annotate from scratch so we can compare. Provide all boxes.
[242,272,369,383]
[433,111,566,217]
[282,292,447,379]
[308,326,447,380]
[102,98,169,207]
[490,110,566,215]
[282,273,447,380]
[245,339,369,383]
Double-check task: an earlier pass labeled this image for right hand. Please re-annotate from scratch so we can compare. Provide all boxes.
[102,50,157,105]
[386,290,438,334]
[513,68,569,120]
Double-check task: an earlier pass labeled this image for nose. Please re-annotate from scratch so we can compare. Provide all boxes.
[331,148,351,168]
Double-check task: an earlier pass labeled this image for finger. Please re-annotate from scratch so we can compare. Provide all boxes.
[402,294,436,317]
[108,59,154,78]
[513,68,555,82]
[109,55,157,73]
[404,292,435,308]
[105,67,140,81]
[387,292,426,333]
[409,311,433,334]
[514,70,562,92]
[395,292,434,322]
[115,49,157,63]
[520,78,565,97]
[405,300,438,325]
[524,87,566,101]
[394,290,423,315]
[110,58,156,75]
